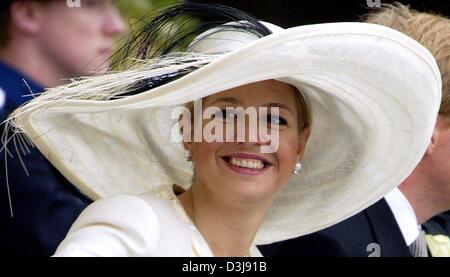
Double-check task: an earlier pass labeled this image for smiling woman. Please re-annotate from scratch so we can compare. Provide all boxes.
[3,3,442,256]
[177,80,310,256]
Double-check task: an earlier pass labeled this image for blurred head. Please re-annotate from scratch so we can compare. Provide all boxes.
[182,79,311,203]
[366,3,450,208]
[365,2,450,116]
[1,0,126,76]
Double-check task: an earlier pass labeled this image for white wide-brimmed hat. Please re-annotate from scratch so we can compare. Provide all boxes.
[4,4,441,245]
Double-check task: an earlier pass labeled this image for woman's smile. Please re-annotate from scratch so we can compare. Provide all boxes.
[220,153,273,176]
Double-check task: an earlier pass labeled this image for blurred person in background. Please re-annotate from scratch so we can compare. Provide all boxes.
[0,0,126,256]
[259,3,450,257]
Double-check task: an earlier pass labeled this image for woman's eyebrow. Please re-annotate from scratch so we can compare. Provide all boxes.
[207,97,239,106]
[207,99,294,115]
[266,103,295,116]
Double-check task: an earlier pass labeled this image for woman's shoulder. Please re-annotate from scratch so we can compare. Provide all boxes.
[54,187,192,256]
[54,194,161,256]
[74,193,161,225]
[70,191,182,238]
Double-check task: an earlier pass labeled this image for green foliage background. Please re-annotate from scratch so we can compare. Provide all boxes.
[116,0,181,20]
[111,0,182,69]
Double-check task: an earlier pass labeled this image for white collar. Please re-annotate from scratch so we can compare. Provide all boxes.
[0,87,5,109]
[384,188,419,246]
[156,184,262,257]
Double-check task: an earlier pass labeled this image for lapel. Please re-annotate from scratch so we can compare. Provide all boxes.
[364,198,412,257]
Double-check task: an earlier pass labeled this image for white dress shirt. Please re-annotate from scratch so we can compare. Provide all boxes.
[53,185,262,257]
[384,188,419,246]
[0,87,5,109]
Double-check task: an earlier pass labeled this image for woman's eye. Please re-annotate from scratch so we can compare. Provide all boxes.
[213,109,236,122]
[266,114,287,127]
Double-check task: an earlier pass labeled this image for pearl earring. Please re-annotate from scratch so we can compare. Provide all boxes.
[294,162,302,175]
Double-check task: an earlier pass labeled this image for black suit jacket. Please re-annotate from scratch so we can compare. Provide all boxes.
[259,199,412,257]
[423,211,450,236]
[0,62,92,256]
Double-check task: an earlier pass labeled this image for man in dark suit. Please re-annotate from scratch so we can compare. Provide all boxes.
[259,208,450,257]
[0,0,125,256]
[260,3,450,257]
[259,199,412,257]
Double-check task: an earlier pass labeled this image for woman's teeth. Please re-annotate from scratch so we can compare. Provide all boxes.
[229,157,265,170]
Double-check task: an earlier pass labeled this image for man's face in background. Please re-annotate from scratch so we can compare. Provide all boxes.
[33,0,126,75]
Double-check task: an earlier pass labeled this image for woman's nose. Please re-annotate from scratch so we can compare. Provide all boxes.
[232,114,272,146]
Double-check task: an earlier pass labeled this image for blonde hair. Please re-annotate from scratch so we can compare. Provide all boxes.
[364,2,450,116]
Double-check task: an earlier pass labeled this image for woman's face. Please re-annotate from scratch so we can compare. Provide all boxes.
[185,80,310,203]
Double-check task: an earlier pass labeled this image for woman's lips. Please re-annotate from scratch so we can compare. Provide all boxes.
[221,153,272,176]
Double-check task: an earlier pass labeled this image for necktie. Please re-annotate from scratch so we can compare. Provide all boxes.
[409,229,428,257]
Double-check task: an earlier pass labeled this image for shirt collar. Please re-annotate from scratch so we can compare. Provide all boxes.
[154,184,261,257]
[384,188,419,246]
[154,185,215,257]
[0,62,44,107]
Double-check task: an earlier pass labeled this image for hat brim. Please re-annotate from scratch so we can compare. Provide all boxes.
[14,23,441,244]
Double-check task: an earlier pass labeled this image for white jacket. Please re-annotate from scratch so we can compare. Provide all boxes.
[53,185,262,257]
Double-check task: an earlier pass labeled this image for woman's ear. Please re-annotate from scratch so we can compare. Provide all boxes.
[183,141,193,162]
[183,141,192,152]
[296,127,311,160]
